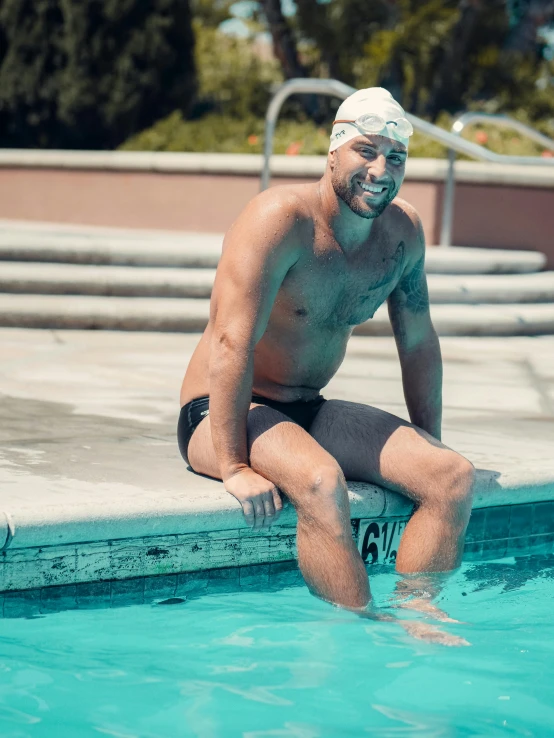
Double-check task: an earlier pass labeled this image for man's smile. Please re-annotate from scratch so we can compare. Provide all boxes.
[357,180,388,196]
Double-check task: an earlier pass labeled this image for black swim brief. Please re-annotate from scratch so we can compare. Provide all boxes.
[177,393,327,466]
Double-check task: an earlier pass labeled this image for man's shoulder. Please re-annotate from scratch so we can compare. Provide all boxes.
[384,197,425,258]
[247,183,315,224]
[221,184,314,259]
[386,196,423,232]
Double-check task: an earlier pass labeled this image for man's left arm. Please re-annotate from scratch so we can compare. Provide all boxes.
[387,215,442,441]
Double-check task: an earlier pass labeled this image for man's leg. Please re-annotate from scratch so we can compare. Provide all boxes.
[186,403,370,609]
[309,400,475,573]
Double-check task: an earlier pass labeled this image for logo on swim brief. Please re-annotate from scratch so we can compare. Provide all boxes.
[200,409,209,416]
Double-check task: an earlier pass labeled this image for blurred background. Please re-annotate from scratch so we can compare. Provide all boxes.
[1,0,553,157]
[1,0,554,335]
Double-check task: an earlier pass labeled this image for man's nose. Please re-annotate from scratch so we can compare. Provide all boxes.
[368,154,388,180]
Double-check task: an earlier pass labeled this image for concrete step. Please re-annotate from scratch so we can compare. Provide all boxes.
[2,262,554,303]
[428,271,554,303]
[1,294,554,335]
[0,232,223,269]
[0,231,546,274]
[426,246,546,274]
[0,263,215,298]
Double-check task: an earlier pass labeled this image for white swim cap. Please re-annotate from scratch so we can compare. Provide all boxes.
[329,87,410,152]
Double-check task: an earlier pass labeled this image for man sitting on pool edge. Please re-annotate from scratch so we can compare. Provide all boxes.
[178,87,475,611]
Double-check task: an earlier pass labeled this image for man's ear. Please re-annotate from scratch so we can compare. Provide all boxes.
[328,150,336,171]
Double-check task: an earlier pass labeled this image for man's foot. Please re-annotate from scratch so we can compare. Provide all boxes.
[353,603,471,647]
[400,620,470,647]
[397,598,462,623]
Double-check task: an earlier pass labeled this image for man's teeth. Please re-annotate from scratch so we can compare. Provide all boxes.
[360,183,385,193]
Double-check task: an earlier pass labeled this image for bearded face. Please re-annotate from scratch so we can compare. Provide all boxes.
[330,135,407,219]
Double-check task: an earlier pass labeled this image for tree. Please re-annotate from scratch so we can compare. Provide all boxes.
[266,0,553,120]
[0,0,196,148]
[260,0,306,79]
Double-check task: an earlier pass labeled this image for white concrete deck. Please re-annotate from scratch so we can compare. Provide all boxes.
[1,329,553,554]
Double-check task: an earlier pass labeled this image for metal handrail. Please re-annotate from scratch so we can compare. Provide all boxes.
[440,112,554,246]
[261,78,355,191]
[261,79,554,245]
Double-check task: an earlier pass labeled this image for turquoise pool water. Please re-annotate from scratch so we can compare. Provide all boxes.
[1,555,554,737]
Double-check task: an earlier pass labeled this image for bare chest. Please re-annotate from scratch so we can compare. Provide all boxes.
[277,239,406,327]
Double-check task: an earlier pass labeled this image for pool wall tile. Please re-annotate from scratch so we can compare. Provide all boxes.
[239,564,270,590]
[3,548,44,591]
[3,546,76,591]
[3,589,42,619]
[507,535,531,555]
[481,537,508,559]
[178,534,211,572]
[76,581,112,608]
[207,566,240,594]
[532,502,554,535]
[463,541,483,560]
[143,536,183,577]
[40,584,78,612]
[466,508,486,543]
[175,571,210,597]
[484,506,512,541]
[111,577,145,606]
[508,504,534,539]
[529,533,554,555]
[269,530,297,562]
[239,535,270,567]
[207,536,241,570]
[4,499,554,601]
[76,542,111,583]
[144,574,178,601]
[269,561,302,589]
[110,541,146,581]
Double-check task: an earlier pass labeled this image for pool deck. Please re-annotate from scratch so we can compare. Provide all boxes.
[1,328,554,595]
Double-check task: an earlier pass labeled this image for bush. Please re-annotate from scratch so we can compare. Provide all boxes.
[121,108,554,158]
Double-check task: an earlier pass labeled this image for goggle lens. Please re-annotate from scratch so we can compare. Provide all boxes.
[356,114,413,137]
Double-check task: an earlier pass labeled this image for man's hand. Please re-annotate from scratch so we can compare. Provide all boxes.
[224,468,284,530]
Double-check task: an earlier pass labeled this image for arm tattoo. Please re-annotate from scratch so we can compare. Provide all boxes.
[398,255,429,314]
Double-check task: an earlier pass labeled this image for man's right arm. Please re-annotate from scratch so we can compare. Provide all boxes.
[208,190,301,527]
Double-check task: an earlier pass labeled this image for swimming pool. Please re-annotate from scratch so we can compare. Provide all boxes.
[1,553,553,737]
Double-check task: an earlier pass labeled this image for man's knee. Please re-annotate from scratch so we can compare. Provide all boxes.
[294,464,351,532]
[428,451,475,522]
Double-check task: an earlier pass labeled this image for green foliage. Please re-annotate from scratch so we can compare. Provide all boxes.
[294,0,390,83]
[355,0,459,115]
[293,0,554,122]
[192,20,282,119]
[121,109,554,158]
[190,0,234,28]
[120,111,331,154]
[0,0,65,148]
[0,0,196,148]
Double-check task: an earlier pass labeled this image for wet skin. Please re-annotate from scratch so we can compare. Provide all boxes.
[180,135,418,406]
[178,134,475,620]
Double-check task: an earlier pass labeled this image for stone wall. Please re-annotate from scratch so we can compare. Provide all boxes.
[0,152,553,266]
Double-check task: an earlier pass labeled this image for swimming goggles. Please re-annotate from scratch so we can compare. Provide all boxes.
[333,114,414,138]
